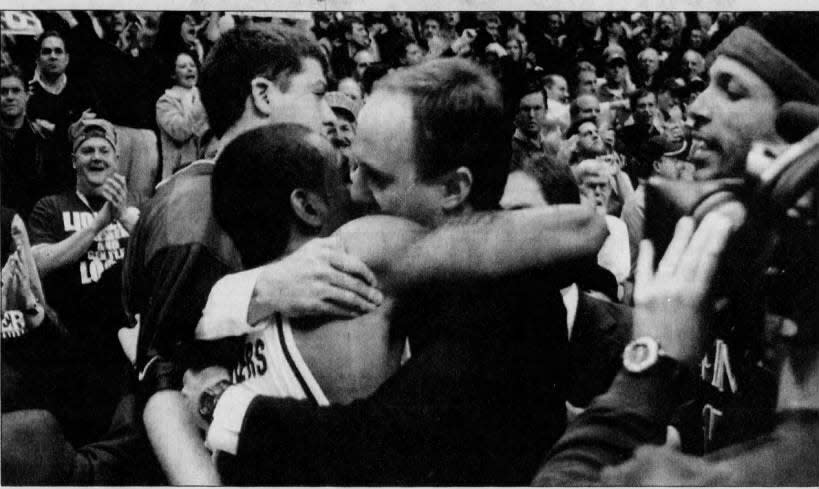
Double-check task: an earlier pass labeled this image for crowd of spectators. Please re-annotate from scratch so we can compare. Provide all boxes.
[1,9,818,486]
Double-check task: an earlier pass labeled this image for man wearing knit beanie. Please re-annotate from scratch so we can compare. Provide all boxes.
[688,13,819,178]
[534,12,819,486]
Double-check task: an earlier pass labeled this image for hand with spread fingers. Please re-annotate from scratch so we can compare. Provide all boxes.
[248,236,384,325]
[632,214,737,366]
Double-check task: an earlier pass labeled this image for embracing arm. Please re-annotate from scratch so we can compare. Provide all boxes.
[198,205,605,335]
[336,204,608,293]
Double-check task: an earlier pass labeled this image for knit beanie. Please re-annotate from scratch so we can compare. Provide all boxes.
[711,13,819,104]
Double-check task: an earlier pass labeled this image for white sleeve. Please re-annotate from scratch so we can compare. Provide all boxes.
[598,216,631,286]
[195,267,264,340]
[205,384,257,455]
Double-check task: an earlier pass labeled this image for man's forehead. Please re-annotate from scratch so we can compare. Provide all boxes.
[293,57,327,84]
[578,122,598,132]
[78,136,115,151]
[708,55,770,90]
[1,76,24,89]
[582,173,609,184]
[41,36,65,48]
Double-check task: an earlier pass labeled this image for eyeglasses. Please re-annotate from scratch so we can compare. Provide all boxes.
[40,47,65,56]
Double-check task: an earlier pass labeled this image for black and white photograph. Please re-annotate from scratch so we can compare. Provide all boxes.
[1,3,817,485]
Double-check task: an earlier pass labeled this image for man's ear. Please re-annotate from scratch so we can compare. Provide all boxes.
[250,76,278,116]
[440,166,473,211]
[290,189,327,229]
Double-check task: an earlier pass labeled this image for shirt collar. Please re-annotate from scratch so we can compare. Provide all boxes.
[32,68,67,95]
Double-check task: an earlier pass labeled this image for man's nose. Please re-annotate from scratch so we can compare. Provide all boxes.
[687,89,710,127]
[320,98,334,126]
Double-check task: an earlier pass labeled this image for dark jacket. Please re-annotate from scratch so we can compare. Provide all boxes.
[533,365,819,486]
[124,161,243,399]
[63,11,165,130]
[567,293,632,407]
[223,270,570,485]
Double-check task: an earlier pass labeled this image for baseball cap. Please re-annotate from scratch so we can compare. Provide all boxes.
[69,118,117,153]
[325,91,361,122]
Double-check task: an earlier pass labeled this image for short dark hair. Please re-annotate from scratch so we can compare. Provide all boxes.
[629,88,656,111]
[341,16,365,36]
[511,154,580,205]
[375,58,509,210]
[421,13,445,30]
[212,123,335,267]
[520,76,549,113]
[0,64,25,85]
[199,26,326,138]
[360,62,390,95]
[36,30,66,52]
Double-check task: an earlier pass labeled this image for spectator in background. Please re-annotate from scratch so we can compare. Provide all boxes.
[155,51,209,180]
[330,16,372,80]
[352,49,376,81]
[565,116,634,215]
[617,88,662,163]
[499,155,632,408]
[0,204,159,485]
[531,12,569,76]
[598,45,635,130]
[505,35,524,64]
[678,49,705,84]
[543,74,571,133]
[682,25,707,54]
[572,158,630,297]
[19,118,148,483]
[573,63,599,97]
[51,10,163,207]
[656,78,684,121]
[376,11,415,68]
[652,12,681,68]
[153,12,208,73]
[397,38,426,68]
[420,13,449,58]
[544,73,569,104]
[512,79,557,163]
[620,134,690,279]
[360,62,391,98]
[634,47,660,90]
[26,30,102,198]
[569,94,601,125]
[1,65,54,219]
[323,90,361,152]
[337,77,363,103]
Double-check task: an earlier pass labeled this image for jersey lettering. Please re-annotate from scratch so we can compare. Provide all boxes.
[232,338,268,382]
[702,404,723,445]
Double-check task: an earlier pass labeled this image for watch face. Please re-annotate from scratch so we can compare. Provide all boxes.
[623,337,659,373]
[628,343,650,363]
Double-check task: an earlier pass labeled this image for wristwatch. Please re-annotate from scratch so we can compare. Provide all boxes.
[622,336,669,374]
[198,379,233,424]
